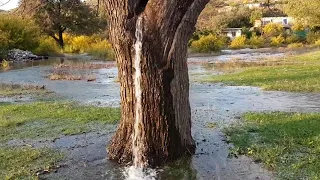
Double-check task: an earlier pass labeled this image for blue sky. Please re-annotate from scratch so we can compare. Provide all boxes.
[0,0,19,10]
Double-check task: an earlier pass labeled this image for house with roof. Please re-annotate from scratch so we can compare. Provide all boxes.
[222,28,242,40]
[254,17,295,29]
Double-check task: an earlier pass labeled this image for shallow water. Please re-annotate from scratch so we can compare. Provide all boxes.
[1,50,320,179]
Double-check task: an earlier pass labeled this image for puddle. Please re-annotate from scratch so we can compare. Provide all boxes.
[1,51,320,179]
[0,96,32,103]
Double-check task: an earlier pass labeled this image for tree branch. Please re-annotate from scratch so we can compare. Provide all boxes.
[167,0,210,64]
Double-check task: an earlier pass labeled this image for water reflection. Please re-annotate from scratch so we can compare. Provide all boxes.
[159,157,198,180]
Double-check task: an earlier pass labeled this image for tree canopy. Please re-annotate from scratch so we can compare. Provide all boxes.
[285,0,320,27]
[17,0,107,48]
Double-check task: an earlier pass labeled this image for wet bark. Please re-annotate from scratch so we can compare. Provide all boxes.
[106,0,209,167]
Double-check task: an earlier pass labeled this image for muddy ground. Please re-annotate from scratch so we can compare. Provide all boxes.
[1,50,320,180]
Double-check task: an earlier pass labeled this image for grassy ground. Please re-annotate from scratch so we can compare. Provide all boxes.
[225,112,320,179]
[205,51,320,92]
[0,102,120,142]
[0,147,63,179]
[0,101,120,179]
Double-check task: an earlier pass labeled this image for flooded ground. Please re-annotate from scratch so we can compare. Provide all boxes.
[1,49,320,179]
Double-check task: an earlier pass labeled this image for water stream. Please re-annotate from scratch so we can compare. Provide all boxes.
[125,16,157,180]
[132,16,145,168]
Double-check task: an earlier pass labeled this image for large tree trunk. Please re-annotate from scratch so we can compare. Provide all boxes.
[106,0,209,167]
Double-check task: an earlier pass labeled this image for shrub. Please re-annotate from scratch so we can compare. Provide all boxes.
[286,34,301,44]
[292,22,305,31]
[0,60,9,68]
[86,40,114,60]
[315,39,320,47]
[69,35,93,53]
[34,36,61,56]
[230,35,247,49]
[61,34,114,60]
[0,30,9,58]
[271,35,285,47]
[190,34,227,53]
[306,32,320,44]
[263,23,284,37]
[0,14,40,52]
[287,43,304,49]
[248,34,265,49]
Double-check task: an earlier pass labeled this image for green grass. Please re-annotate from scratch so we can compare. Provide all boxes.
[206,51,320,92]
[225,112,320,179]
[0,147,63,179]
[0,102,120,142]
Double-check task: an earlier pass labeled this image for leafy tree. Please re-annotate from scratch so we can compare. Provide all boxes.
[250,10,263,24]
[18,0,107,49]
[227,7,252,28]
[0,14,40,57]
[285,0,320,27]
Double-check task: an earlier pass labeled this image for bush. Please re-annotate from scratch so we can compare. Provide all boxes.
[86,39,114,60]
[190,34,227,53]
[271,35,285,47]
[263,23,284,37]
[315,39,320,47]
[292,22,305,31]
[69,35,93,53]
[230,35,247,49]
[287,43,304,49]
[0,30,10,58]
[248,34,265,49]
[0,14,40,53]
[61,34,114,60]
[34,36,61,56]
[286,34,301,44]
[306,32,320,44]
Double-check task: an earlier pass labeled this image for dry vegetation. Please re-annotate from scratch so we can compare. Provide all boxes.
[53,61,115,69]
[48,69,97,81]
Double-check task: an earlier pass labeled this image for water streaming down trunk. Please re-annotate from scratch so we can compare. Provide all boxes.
[106,0,210,167]
[132,16,145,168]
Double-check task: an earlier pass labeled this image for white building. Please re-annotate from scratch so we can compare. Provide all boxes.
[255,17,295,28]
[245,3,262,9]
[222,28,242,40]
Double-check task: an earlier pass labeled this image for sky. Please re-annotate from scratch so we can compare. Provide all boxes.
[0,0,19,10]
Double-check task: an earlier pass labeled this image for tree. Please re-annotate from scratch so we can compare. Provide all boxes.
[18,0,107,48]
[106,0,209,167]
[0,14,40,57]
[285,0,320,27]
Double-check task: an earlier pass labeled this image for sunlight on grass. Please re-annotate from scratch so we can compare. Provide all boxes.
[225,112,320,179]
[0,147,63,179]
[205,51,320,92]
[0,102,120,142]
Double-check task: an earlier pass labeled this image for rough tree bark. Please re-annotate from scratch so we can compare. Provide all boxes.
[106,0,210,167]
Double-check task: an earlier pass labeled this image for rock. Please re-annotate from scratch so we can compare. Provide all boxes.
[7,49,48,62]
